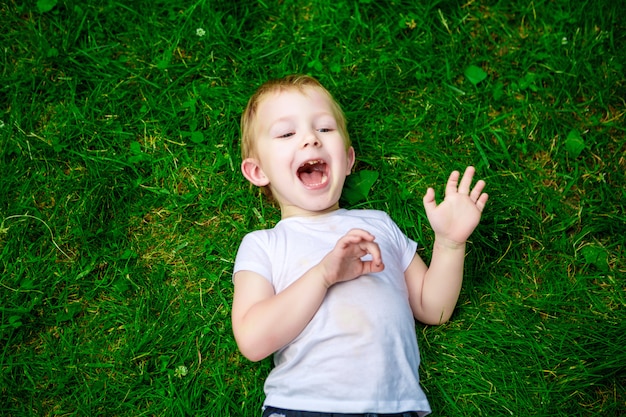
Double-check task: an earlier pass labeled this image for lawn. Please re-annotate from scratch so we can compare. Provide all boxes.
[1,0,624,416]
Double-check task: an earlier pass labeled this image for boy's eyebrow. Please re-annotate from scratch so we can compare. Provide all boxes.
[268,116,294,125]
[268,112,336,126]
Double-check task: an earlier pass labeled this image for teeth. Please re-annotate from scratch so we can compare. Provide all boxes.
[301,160,322,167]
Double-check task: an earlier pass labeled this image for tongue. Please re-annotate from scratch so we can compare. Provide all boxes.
[300,169,324,186]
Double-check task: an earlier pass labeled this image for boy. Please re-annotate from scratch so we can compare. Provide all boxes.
[232,75,489,416]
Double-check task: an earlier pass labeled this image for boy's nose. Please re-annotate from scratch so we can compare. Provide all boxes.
[302,132,321,148]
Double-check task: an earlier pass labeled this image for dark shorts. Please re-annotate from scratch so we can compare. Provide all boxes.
[262,406,420,417]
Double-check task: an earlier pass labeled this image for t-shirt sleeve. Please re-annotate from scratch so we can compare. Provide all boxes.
[382,212,418,272]
[232,232,273,284]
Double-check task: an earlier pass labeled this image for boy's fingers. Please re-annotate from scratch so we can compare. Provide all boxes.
[366,241,382,261]
[476,193,489,212]
[469,179,486,202]
[457,166,475,195]
[353,240,381,262]
[364,259,385,273]
[339,232,381,260]
[340,230,373,248]
[445,170,461,197]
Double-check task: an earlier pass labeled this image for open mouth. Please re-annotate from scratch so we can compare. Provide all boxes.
[297,159,328,187]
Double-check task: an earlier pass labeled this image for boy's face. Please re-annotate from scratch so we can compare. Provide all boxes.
[241,87,355,218]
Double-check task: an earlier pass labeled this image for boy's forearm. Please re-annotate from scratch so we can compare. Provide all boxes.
[420,238,466,324]
[235,266,329,362]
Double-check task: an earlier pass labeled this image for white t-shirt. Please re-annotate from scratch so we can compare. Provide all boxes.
[233,209,431,416]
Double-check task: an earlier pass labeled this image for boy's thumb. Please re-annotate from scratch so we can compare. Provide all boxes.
[423,187,437,213]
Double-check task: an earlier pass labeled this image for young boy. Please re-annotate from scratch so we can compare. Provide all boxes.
[232,75,489,417]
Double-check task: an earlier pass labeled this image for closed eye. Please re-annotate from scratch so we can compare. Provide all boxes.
[277,132,295,138]
[318,128,334,133]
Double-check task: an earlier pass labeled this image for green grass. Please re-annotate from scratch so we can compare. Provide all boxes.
[1,0,624,415]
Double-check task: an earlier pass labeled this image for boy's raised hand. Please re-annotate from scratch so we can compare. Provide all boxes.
[422,166,488,246]
[319,229,385,288]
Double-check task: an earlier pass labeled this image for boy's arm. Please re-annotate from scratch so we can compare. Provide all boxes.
[232,229,384,362]
[404,242,467,324]
[232,268,329,362]
[405,166,488,325]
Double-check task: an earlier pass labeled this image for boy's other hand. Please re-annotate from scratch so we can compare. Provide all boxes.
[319,229,385,288]
[422,166,488,246]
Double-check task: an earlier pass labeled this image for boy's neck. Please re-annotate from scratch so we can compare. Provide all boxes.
[280,203,342,219]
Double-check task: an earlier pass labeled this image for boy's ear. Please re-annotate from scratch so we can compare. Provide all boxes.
[241,158,270,187]
[346,146,356,175]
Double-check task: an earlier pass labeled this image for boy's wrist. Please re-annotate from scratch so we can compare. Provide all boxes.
[313,263,335,289]
[433,235,467,251]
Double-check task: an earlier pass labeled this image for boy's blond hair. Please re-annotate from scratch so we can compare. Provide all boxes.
[240,74,351,161]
